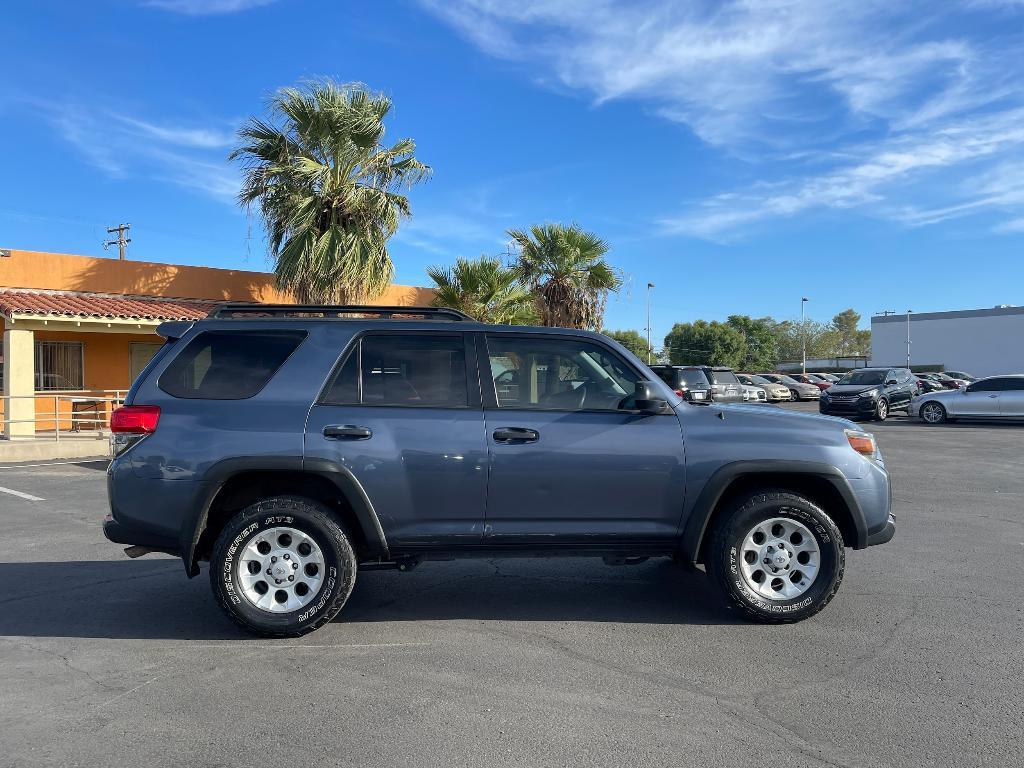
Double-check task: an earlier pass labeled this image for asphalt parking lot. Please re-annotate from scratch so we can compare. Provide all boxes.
[1,403,1021,768]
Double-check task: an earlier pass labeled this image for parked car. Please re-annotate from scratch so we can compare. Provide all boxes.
[679,365,745,404]
[104,303,894,636]
[758,373,821,401]
[649,365,712,403]
[790,373,832,391]
[819,367,917,421]
[944,370,975,382]
[737,373,789,401]
[919,372,964,390]
[910,374,1024,423]
[915,376,946,394]
[811,373,841,383]
[740,383,768,403]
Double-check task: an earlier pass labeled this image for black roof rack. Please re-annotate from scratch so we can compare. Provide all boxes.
[208,303,474,321]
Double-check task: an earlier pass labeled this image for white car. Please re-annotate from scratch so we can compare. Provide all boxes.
[910,374,1024,423]
[740,383,768,403]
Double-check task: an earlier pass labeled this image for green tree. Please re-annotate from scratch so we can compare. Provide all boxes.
[427,255,536,324]
[726,315,778,370]
[663,321,747,368]
[508,223,622,330]
[232,79,430,303]
[605,330,654,361]
[829,309,871,356]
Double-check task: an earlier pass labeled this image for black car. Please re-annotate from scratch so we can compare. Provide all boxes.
[653,365,746,404]
[819,367,917,421]
[649,365,712,402]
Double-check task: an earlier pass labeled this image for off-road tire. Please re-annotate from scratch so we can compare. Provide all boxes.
[706,489,845,624]
[210,496,357,637]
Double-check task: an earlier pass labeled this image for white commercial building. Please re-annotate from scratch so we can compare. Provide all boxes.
[870,305,1024,377]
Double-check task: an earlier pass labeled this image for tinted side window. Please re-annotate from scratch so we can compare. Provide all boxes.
[1001,378,1024,391]
[486,335,640,411]
[159,330,306,400]
[322,334,468,407]
[967,379,1000,392]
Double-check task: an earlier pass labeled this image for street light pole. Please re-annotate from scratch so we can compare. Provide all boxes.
[906,310,912,369]
[801,297,809,375]
[646,282,655,364]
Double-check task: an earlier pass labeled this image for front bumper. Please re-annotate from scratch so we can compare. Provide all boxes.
[103,516,180,553]
[865,513,896,546]
[820,397,877,417]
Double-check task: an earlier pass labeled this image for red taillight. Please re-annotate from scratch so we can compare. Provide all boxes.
[674,389,684,396]
[110,405,161,433]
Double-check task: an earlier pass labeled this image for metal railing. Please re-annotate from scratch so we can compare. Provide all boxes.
[1,390,126,441]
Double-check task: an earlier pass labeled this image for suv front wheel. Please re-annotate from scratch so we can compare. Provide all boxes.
[210,496,357,637]
[706,490,845,623]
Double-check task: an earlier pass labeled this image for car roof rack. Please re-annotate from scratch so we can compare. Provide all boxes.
[208,303,474,321]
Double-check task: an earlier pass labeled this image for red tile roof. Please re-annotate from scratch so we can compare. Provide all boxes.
[0,290,216,321]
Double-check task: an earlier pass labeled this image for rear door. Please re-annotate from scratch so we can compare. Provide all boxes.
[479,332,686,544]
[957,378,1001,416]
[997,378,1024,417]
[304,331,487,545]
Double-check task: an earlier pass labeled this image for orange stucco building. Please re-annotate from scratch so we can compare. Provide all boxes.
[0,248,433,437]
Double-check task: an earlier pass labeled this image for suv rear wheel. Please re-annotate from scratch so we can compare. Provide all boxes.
[210,496,357,637]
[706,489,845,623]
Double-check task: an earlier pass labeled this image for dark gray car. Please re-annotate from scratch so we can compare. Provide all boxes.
[105,304,895,636]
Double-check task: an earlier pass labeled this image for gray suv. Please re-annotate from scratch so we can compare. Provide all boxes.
[104,304,895,637]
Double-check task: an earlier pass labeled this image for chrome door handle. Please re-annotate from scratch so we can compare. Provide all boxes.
[323,424,372,439]
[988,394,998,398]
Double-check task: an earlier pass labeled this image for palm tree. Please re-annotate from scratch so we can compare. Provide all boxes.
[231,80,430,303]
[507,223,622,330]
[427,256,537,325]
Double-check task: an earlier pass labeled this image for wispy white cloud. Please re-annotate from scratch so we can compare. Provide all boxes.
[423,0,1024,237]
[144,0,279,15]
[35,101,239,203]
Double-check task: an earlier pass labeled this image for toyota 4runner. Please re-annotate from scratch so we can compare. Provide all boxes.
[104,304,895,637]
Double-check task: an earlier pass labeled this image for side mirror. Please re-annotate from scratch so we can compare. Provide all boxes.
[633,380,669,414]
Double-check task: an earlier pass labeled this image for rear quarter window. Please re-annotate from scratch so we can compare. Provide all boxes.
[158,330,307,400]
[710,370,739,385]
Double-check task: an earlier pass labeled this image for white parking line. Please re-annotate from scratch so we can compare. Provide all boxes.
[0,485,44,501]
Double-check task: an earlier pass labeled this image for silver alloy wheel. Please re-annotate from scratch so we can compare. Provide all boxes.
[738,516,820,601]
[236,526,326,613]
[921,402,945,423]
[877,399,888,420]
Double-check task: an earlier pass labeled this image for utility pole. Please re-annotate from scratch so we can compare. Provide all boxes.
[801,297,809,375]
[877,309,896,316]
[646,282,655,364]
[103,223,131,260]
[906,309,912,369]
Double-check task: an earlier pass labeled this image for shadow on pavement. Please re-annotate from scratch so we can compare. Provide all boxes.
[0,558,737,640]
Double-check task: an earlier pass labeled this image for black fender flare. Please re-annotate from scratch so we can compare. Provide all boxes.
[678,460,868,564]
[181,456,388,577]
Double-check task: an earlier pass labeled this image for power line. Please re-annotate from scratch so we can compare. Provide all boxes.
[103,223,131,260]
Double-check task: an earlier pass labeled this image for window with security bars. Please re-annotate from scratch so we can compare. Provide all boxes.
[34,341,85,391]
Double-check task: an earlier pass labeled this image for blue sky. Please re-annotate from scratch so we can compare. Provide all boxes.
[3,0,1024,341]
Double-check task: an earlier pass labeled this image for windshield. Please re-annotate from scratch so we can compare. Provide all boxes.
[838,370,886,386]
[751,375,773,385]
[679,370,710,387]
[710,369,739,385]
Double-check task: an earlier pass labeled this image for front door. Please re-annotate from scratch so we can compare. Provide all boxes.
[304,332,487,546]
[480,333,686,544]
[957,379,1001,416]
[996,378,1024,417]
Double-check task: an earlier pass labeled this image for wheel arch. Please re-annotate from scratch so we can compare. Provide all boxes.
[681,461,868,565]
[183,457,388,577]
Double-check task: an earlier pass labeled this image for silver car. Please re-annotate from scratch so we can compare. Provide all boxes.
[910,374,1024,423]
[758,373,821,401]
[737,373,790,401]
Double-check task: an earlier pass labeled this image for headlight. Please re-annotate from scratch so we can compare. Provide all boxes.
[859,388,879,398]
